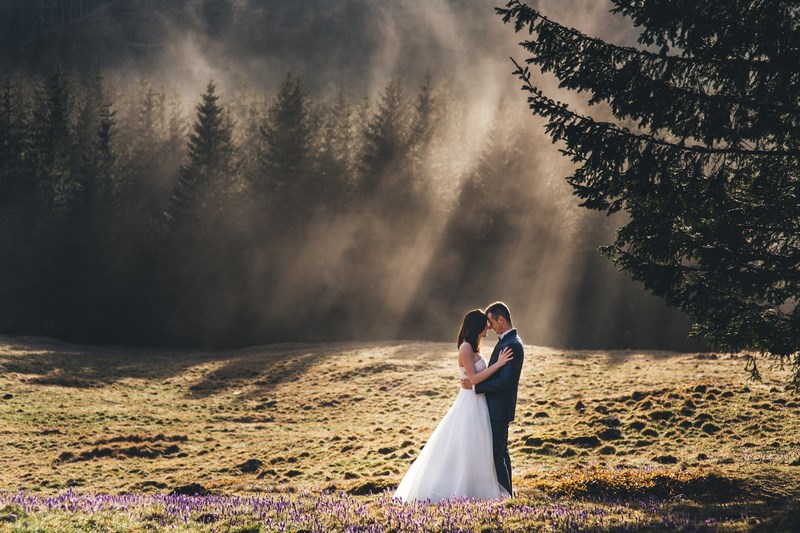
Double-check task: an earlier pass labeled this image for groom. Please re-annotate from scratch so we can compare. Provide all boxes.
[462,301,524,495]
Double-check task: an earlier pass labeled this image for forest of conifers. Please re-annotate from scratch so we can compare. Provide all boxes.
[0,67,698,348]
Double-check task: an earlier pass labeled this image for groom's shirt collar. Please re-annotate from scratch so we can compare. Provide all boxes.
[498,328,515,341]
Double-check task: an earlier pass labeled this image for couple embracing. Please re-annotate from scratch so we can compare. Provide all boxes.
[394,302,524,503]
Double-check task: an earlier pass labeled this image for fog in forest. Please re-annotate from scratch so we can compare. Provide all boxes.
[0,0,703,350]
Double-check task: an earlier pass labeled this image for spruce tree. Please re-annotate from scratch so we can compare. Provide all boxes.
[90,97,119,216]
[498,0,800,386]
[0,77,28,210]
[359,79,415,208]
[407,75,442,201]
[257,72,312,200]
[77,66,118,210]
[162,82,240,346]
[0,76,34,332]
[409,75,438,152]
[167,81,234,234]
[314,88,356,210]
[30,68,80,218]
[122,81,183,223]
[348,92,372,194]
[236,93,267,196]
[24,68,88,337]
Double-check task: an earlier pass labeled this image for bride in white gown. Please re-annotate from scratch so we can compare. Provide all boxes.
[394,309,513,503]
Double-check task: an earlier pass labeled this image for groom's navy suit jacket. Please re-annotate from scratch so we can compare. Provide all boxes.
[474,329,524,422]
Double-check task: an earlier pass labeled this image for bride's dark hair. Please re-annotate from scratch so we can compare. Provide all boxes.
[457,309,488,353]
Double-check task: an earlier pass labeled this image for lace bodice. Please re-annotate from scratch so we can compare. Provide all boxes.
[460,356,487,378]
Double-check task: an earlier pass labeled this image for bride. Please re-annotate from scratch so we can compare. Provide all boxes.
[393,309,513,503]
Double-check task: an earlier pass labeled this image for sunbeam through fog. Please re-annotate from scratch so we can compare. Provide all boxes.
[0,0,703,350]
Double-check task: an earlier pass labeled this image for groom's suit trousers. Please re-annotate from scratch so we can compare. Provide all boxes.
[490,417,512,494]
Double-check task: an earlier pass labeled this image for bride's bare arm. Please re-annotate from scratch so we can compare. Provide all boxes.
[459,343,514,386]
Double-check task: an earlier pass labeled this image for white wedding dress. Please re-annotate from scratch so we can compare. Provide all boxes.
[393,356,509,503]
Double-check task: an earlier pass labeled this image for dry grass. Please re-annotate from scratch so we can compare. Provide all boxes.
[1,334,799,515]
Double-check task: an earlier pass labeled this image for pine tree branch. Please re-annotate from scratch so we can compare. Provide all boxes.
[511,57,800,160]
[499,1,800,128]
[498,1,797,70]
[504,5,800,146]
[501,0,800,371]
[610,0,800,62]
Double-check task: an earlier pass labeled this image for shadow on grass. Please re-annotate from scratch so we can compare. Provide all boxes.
[181,343,338,400]
[750,504,800,532]
[518,466,800,531]
[0,335,355,398]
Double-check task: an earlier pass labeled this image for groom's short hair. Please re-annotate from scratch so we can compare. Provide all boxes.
[485,301,511,325]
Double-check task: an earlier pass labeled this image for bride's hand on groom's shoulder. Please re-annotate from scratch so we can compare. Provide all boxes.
[497,347,514,367]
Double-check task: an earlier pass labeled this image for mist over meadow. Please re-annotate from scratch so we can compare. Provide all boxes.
[0,0,702,349]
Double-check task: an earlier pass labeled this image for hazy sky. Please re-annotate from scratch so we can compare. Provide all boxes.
[1,1,639,97]
[154,0,641,99]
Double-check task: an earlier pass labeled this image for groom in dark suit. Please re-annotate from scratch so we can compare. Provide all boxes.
[462,301,524,495]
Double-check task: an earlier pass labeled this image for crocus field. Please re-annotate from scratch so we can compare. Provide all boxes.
[0,488,750,531]
[1,337,800,531]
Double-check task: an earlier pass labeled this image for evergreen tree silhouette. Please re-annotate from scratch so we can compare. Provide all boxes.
[0,76,35,332]
[407,75,442,203]
[359,78,414,208]
[257,72,313,208]
[121,80,181,234]
[499,0,800,386]
[409,75,438,151]
[161,82,244,346]
[30,68,80,218]
[314,88,357,211]
[167,81,234,234]
[0,77,29,212]
[77,65,118,211]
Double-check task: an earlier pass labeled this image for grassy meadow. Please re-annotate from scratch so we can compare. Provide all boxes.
[1,335,800,531]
